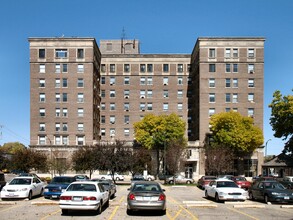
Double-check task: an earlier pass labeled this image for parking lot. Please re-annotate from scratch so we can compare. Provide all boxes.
[0,183,293,220]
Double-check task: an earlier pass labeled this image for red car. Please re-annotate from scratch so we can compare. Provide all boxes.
[197,176,217,189]
[232,176,251,190]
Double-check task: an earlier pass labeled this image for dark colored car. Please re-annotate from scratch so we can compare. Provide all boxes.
[232,176,251,190]
[127,181,166,215]
[248,180,293,203]
[44,176,76,199]
[197,176,217,189]
[91,178,116,199]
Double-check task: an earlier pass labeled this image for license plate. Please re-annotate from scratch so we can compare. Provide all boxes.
[52,195,58,198]
[143,196,151,201]
[284,196,289,200]
[73,196,82,201]
[9,193,14,197]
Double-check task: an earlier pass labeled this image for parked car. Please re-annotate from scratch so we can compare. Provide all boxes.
[279,176,293,189]
[127,181,166,215]
[145,174,155,181]
[0,176,45,200]
[232,176,251,190]
[74,175,89,181]
[217,175,234,180]
[248,180,293,203]
[0,172,6,191]
[91,179,116,199]
[44,176,76,199]
[205,179,248,202]
[99,173,124,181]
[131,173,154,181]
[167,175,194,184]
[197,176,217,189]
[158,173,173,181]
[59,181,109,215]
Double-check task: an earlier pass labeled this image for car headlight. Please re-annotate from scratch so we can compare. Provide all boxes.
[243,191,248,196]
[218,192,227,196]
[272,192,282,196]
[44,188,49,192]
[61,189,66,192]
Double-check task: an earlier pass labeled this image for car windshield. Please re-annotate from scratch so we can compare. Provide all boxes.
[263,182,286,189]
[10,178,32,185]
[216,181,238,188]
[235,177,247,181]
[133,184,161,192]
[51,177,75,184]
[67,183,97,192]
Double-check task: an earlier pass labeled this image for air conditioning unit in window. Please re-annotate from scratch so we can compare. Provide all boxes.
[125,108,129,111]
[140,95,145,99]
[141,108,145,111]
[124,95,129,99]
[110,82,114,85]
[249,70,254,74]
[110,121,115,124]
[125,121,129,124]
[163,83,168,86]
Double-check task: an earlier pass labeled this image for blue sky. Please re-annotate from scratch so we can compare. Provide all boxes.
[0,0,292,155]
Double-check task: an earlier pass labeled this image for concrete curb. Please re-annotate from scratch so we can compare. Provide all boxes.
[31,201,59,205]
[183,201,212,204]
[185,204,218,208]
[233,204,265,208]
[281,205,293,208]
[0,201,17,205]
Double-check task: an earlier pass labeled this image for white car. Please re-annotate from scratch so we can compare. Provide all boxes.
[205,179,248,202]
[99,173,124,181]
[59,181,109,215]
[0,176,45,200]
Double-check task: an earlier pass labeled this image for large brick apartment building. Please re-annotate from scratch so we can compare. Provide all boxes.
[29,36,265,179]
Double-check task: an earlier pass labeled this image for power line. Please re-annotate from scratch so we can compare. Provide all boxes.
[0,124,30,145]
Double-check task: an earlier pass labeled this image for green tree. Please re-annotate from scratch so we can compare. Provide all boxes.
[269,90,293,156]
[1,142,26,154]
[133,113,186,176]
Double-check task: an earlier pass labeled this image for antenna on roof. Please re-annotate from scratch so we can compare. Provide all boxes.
[121,27,126,54]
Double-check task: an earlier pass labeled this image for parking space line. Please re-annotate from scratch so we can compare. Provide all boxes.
[108,205,119,220]
[227,207,259,220]
[40,208,60,220]
[179,205,198,220]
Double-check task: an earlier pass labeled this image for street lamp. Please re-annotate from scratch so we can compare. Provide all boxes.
[265,139,272,157]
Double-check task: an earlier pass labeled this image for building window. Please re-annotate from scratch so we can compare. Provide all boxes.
[124,128,130,137]
[124,103,130,111]
[101,115,106,124]
[110,128,115,137]
[63,123,68,131]
[163,77,168,85]
[77,93,84,103]
[77,123,84,132]
[63,136,68,145]
[101,76,105,84]
[55,64,61,73]
[248,79,255,87]
[248,64,254,73]
[177,64,183,72]
[39,79,45,88]
[147,90,152,98]
[55,123,61,132]
[62,93,68,102]
[62,78,68,87]
[39,93,45,102]
[178,103,183,110]
[233,64,238,73]
[39,64,45,73]
[233,78,238,88]
[163,90,169,98]
[140,77,146,85]
[209,48,216,58]
[140,64,146,72]
[226,64,231,72]
[163,103,169,111]
[110,77,115,85]
[124,90,130,98]
[78,108,84,117]
[110,116,115,124]
[101,90,105,98]
[101,103,105,110]
[110,64,115,73]
[147,103,153,111]
[248,48,255,58]
[163,64,169,72]
[62,64,68,72]
[39,49,45,58]
[55,49,67,58]
[124,115,130,124]
[177,90,183,98]
[209,78,215,88]
[110,90,116,98]
[248,108,254,117]
[140,103,146,111]
[209,93,215,103]
[56,108,60,117]
[110,103,116,111]
[225,108,231,112]
[39,123,45,131]
[101,129,106,137]
[188,77,192,85]
[39,108,45,117]
[124,64,130,72]
[226,93,231,103]
[147,64,153,73]
[178,77,183,85]
[225,78,231,88]
[209,108,215,117]
[39,136,46,145]
[147,77,153,85]
[55,79,60,88]
[233,48,238,58]
[77,49,84,59]
[124,77,130,85]
[140,90,146,98]
[77,78,84,87]
[62,108,68,117]
[232,93,238,103]
[225,48,231,58]
[101,64,106,72]
[78,64,84,73]
[209,64,216,72]
[248,93,254,102]
[77,136,85,145]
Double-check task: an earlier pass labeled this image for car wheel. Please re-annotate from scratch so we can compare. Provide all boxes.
[205,190,209,198]
[39,188,44,196]
[186,180,191,184]
[28,191,32,200]
[61,209,68,215]
[160,209,166,215]
[105,198,109,208]
[169,180,174,184]
[126,209,132,215]
[215,193,221,203]
[264,195,270,203]
[148,177,152,181]
[249,192,254,200]
[101,177,105,180]
[116,177,120,181]
[96,201,102,215]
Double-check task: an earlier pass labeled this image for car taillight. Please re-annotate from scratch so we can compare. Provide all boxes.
[60,196,72,200]
[83,196,97,201]
[158,194,166,201]
[129,193,135,200]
